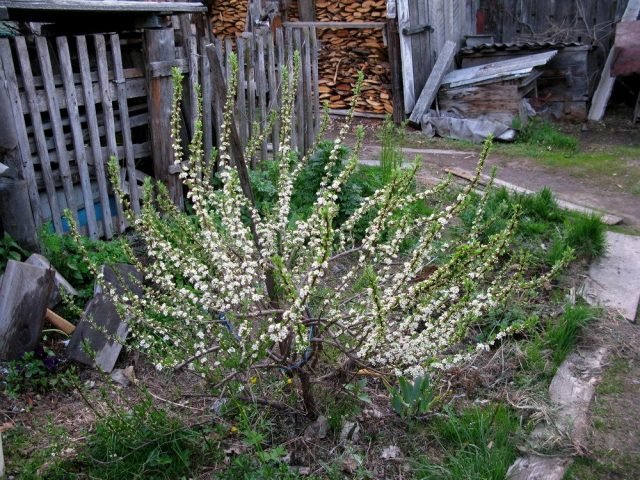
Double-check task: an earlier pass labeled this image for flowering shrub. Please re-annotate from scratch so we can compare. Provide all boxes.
[68,53,569,406]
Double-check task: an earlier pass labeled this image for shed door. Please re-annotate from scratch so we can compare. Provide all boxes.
[397,0,434,113]
[397,0,467,114]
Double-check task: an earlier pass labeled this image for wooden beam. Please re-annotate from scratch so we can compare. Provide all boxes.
[283,21,385,29]
[144,27,183,208]
[298,0,315,22]
[0,39,40,249]
[0,0,206,14]
[408,39,456,126]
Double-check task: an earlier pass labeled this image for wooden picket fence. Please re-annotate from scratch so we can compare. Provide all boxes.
[0,20,320,243]
[196,25,321,168]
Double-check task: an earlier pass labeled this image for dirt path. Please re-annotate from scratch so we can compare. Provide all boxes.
[360,144,640,228]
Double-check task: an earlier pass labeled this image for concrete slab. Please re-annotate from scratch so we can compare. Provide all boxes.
[581,232,640,322]
[507,455,571,480]
[549,347,607,445]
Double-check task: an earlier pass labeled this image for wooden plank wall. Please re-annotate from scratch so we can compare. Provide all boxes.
[0,32,151,240]
[478,0,623,47]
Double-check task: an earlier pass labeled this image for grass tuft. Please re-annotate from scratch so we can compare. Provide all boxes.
[546,304,596,366]
[414,405,520,480]
[564,214,606,259]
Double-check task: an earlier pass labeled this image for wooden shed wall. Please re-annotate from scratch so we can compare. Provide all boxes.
[477,0,626,46]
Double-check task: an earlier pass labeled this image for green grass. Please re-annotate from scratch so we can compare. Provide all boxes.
[596,357,630,396]
[546,304,596,366]
[564,451,640,480]
[414,405,521,480]
[514,119,578,153]
[564,214,607,259]
[8,397,220,480]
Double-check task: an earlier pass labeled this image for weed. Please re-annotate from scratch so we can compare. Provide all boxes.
[596,357,630,396]
[378,114,406,183]
[217,402,306,479]
[389,375,437,419]
[2,349,77,397]
[415,404,521,479]
[546,304,596,366]
[0,232,27,271]
[60,396,217,479]
[40,228,132,299]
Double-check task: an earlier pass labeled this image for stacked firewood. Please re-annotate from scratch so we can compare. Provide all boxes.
[209,0,247,38]
[290,0,392,115]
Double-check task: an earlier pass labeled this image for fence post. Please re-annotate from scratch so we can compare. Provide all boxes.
[0,49,39,250]
[144,25,184,209]
[386,15,405,124]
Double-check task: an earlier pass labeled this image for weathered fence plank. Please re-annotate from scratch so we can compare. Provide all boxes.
[0,39,42,230]
[110,33,141,215]
[256,32,268,162]
[95,34,126,232]
[36,37,78,228]
[302,27,313,152]
[56,36,99,239]
[15,37,64,234]
[144,27,183,209]
[236,36,248,148]
[76,35,114,239]
[200,36,214,165]
[267,30,279,159]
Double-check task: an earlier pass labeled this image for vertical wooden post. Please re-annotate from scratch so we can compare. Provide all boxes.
[298,0,316,21]
[0,44,39,250]
[144,26,183,209]
[387,17,405,124]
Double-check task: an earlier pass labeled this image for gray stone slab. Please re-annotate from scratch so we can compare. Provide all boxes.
[25,253,78,308]
[581,232,640,322]
[548,347,607,444]
[507,455,571,480]
[67,264,142,372]
[0,260,54,360]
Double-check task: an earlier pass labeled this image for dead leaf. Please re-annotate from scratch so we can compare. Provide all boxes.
[0,421,14,433]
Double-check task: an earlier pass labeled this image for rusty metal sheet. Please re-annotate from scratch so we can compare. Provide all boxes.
[612,21,640,76]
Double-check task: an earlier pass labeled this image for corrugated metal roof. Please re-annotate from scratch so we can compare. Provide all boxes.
[441,50,558,88]
[461,41,587,55]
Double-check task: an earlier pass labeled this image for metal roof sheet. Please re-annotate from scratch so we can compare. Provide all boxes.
[441,50,558,88]
[460,41,587,55]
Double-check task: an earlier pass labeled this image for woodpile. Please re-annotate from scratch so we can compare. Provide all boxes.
[291,0,392,115]
[209,0,247,38]
[209,0,392,115]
